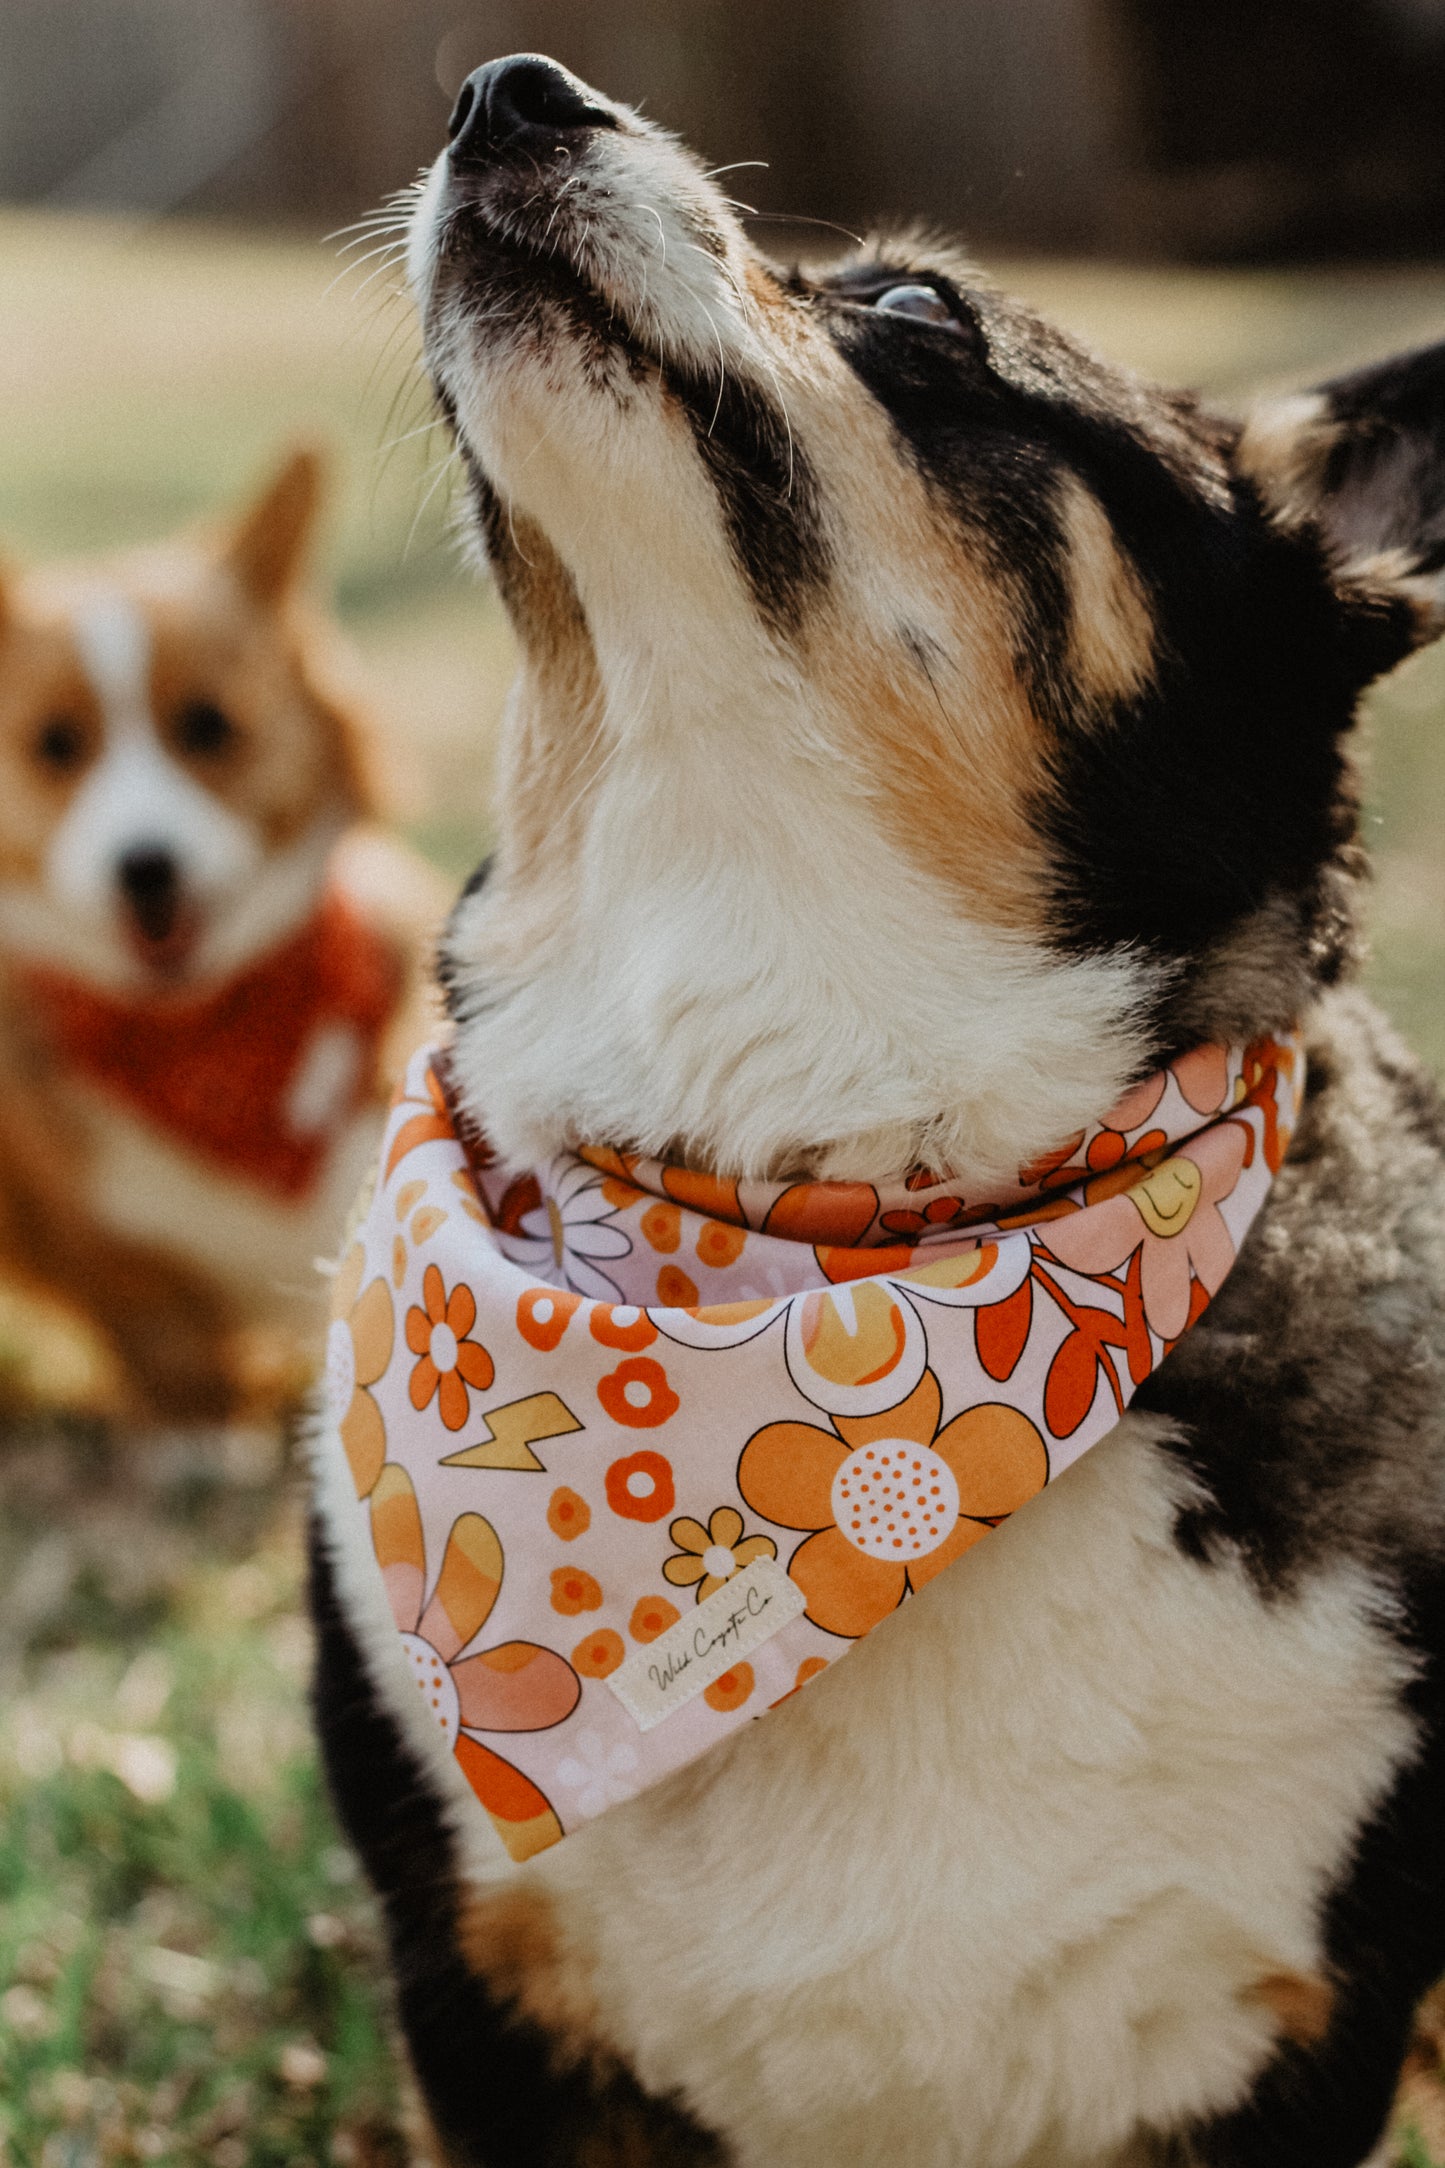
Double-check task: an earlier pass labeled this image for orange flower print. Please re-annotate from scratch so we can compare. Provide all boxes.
[1043,1121,1248,1340]
[605,1449,676,1522]
[326,1244,393,1499]
[547,1486,590,1540]
[597,1356,679,1430]
[406,1264,494,1431]
[572,1628,626,1678]
[656,1265,700,1306]
[704,1663,754,1713]
[370,1466,579,1863]
[1019,1131,1086,1190]
[663,1507,777,1602]
[879,1193,977,1241]
[590,1304,657,1353]
[385,1062,455,1179]
[770,1656,829,1708]
[1241,1036,1297,1173]
[641,1202,681,1252]
[696,1219,747,1271]
[629,1595,681,1643]
[550,1566,602,1615]
[738,1370,1048,1639]
[517,1286,581,1352]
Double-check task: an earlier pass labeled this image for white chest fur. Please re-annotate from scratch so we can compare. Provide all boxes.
[320,1412,1417,2168]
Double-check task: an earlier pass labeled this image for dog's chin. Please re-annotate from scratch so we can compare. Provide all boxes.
[431,203,646,364]
[122,910,203,989]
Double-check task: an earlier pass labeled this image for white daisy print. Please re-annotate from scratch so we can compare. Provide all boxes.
[553,1729,641,1818]
[496,1160,632,1302]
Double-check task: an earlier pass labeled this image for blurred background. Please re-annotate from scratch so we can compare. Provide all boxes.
[2,5,1445,2164]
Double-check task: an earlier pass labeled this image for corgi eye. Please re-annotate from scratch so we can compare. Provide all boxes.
[34,716,87,772]
[175,700,236,757]
[874,284,959,328]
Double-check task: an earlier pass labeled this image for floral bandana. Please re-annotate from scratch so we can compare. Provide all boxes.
[324,1032,1302,1862]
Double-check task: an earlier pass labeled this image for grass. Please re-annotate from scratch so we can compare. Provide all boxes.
[1,208,1444,2163]
[0,1429,409,2166]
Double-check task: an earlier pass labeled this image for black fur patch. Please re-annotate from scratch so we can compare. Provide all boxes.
[434,854,494,1020]
[308,1527,729,2168]
[819,258,1422,1053]
[662,362,831,636]
[1318,339,1445,578]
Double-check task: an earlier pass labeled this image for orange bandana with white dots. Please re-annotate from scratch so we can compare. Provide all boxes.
[324,1032,1302,1862]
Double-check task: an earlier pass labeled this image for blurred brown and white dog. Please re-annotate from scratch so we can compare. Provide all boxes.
[0,453,444,1420]
[311,55,1445,2168]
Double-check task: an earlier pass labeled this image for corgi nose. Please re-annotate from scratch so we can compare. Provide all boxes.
[447,55,617,167]
[118,847,180,939]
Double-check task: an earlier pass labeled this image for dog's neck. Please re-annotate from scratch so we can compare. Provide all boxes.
[444,641,1155,1188]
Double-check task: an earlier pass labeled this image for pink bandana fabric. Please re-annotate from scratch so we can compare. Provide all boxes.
[323,1033,1303,1862]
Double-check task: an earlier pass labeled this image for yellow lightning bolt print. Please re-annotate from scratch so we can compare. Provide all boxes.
[439,1391,584,1472]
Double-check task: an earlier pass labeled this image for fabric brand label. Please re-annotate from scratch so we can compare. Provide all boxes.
[607,1558,807,1732]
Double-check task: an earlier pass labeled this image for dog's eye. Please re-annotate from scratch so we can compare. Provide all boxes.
[874,284,959,328]
[175,700,236,757]
[34,716,87,772]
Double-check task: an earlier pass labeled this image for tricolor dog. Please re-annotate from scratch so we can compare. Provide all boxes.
[0,454,441,1419]
[311,55,1445,2168]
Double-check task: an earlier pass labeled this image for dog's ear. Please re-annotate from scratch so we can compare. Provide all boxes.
[223,447,324,607]
[1239,340,1445,671]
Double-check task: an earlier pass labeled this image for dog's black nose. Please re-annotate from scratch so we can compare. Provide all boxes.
[448,55,617,166]
[118,847,181,942]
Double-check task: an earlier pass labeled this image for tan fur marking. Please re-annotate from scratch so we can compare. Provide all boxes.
[0,618,103,880]
[476,511,608,966]
[1057,475,1155,710]
[222,446,324,607]
[1236,393,1336,525]
[780,346,1052,933]
[1244,1967,1336,2047]
[817,620,1046,931]
[455,1883,602,2064]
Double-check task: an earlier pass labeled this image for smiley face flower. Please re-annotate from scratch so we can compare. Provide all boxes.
[1042,1120,1247,1340]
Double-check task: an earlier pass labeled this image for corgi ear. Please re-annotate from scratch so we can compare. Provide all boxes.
[223,447,325,607]
[1239,341,1445,665]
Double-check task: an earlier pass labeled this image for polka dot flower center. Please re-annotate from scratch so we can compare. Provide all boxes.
[626,1466,655,1498]
[430,1321,459,1373]
[832,1439,960,1562]
[400,1631,460,1748]
[532,1296,554,1325]
[623,1378,652,1410]
[703,1544,736,1581]
[324,1318,355,1422]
